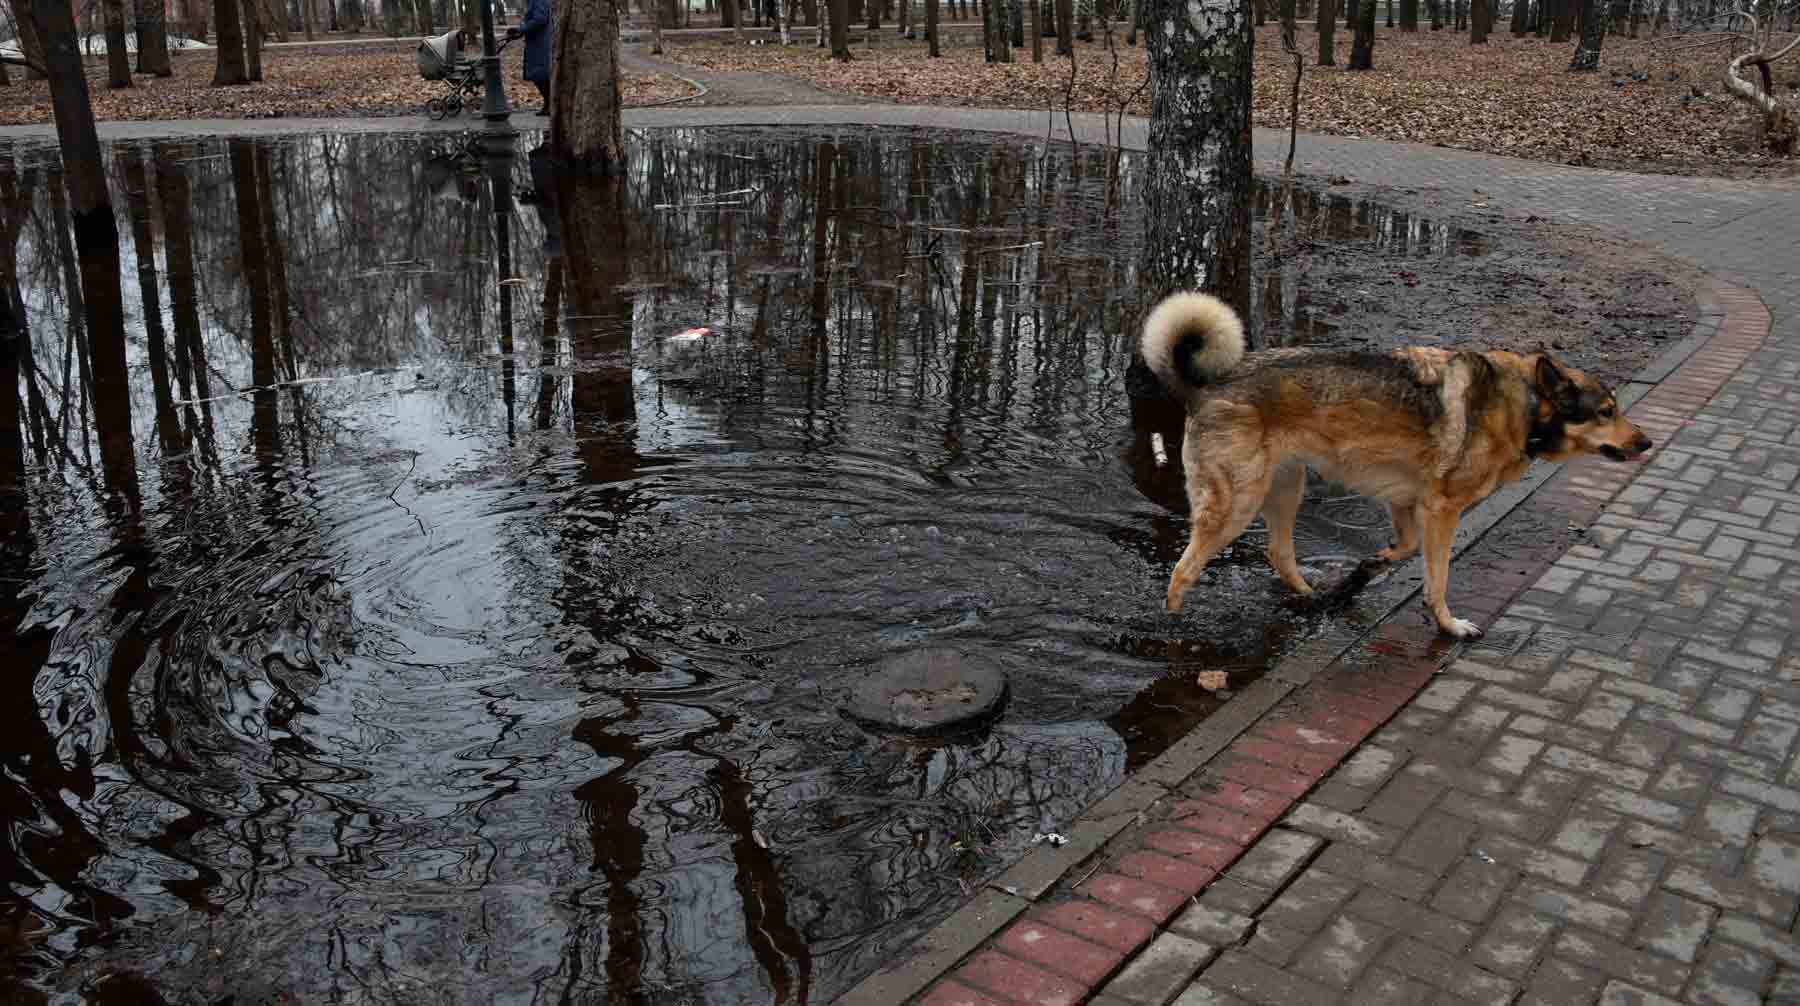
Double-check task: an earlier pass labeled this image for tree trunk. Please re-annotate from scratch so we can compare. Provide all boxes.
[1029,0,1040,58]
[1399,0,1416,29]
[1550,0,1570,41]
[103,0,134,88]
[13,9,48,79]
[303,0,318,40]
[721,0,737,25]
[866,0,878,31]
[1508,0,1526,33]
[22,0,136,492]
[1470,0,1486,40]
[118,146,184,457]
[927,0,940,53]
[1343,0,1355,25]
[1317,0,1335,61]
[462,0,479,42]
[246,0,265,79]
[830,0,851,57]
[1009,0,1023,47]
[1568,0,1600,67]
[154,142,209,424]
[1142,0,1253,318]
[1053,0,1070,51]
[136,0,176,75]
[1431,0,1442,28]
[1349,0,1374,66]
[1385,0,1392,26]
[550,0,626,170]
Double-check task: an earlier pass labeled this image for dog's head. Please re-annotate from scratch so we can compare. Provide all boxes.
[1529,354,1653,463]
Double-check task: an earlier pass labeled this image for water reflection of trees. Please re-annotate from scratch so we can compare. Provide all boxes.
[0,128,1458,1004]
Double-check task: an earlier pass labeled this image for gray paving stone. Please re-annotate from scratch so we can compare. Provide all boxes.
[1379,937,1518,1006]
[1468,903,1556,980]
[1291,913,1391,989]
[1257,868,1359,935]
[1343,966,1434,1006]
[1428,858,1516,924]
[1101,933,1218,1006]
[1312,844,1435,902]
[1748,831,1800,894]
[1169,904,1256,948]
[1225,829,1321,891]
[1513,880,1638,939]
[1635,891,1717,965]
[1193,950,1333,1006]
[1553,927,1691,997]
[1690,941,1775,1006]
[1597,981,1684,1006]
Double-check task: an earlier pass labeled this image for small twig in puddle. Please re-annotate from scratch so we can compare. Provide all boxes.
[387,450,428,536]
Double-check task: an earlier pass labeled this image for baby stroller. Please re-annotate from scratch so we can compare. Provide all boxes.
[417,29,515,120]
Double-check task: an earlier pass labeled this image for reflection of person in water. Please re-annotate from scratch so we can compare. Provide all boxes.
[505,0,553,116]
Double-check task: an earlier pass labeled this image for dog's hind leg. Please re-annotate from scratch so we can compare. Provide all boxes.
[1377,503,1422,563]
[1420,502,1481,638]
[1261,461,1312,595]
[1167,457,1274,613]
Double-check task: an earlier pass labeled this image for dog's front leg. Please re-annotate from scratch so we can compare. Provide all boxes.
[1421,504,1482,638]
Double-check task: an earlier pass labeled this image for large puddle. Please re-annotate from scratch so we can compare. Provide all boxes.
[0,127,1484,1004]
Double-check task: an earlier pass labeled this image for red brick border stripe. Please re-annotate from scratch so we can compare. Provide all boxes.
[894,279,1771,1006]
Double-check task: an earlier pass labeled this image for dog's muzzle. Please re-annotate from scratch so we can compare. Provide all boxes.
[1601,434,1654,462]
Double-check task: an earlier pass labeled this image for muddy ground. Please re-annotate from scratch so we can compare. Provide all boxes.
[1248,181,1703,385]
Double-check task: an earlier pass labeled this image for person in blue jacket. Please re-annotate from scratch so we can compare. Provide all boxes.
[505,0,553,116]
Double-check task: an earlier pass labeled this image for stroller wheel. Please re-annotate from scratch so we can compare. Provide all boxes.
[445,95,465,117]
[427,97,449,120]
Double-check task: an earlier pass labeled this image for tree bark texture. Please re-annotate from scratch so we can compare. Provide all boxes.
[136,0,175,75]
[1470,0,1486,40]
[1141,0,1254,319]
[927,0,941,53]
[1568,0,1602,67]
[214,0,250,83]
[1054,0,1071,51]
[1028,0,1040,58]
[1317,0,1335,62]
[102,0,133,88]
[830,0,851,57]
[246,0,265,80]
[13,9,48,79]
[1349,0,1374,66]
[550,0,626,170]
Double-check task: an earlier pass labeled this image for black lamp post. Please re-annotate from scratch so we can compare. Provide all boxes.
[478,0,515,142]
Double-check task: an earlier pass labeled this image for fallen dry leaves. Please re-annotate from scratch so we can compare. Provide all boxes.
[0,43,698,125]
[666,26,1800,176]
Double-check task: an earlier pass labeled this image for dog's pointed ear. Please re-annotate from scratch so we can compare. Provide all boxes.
[1535,354,1580,412]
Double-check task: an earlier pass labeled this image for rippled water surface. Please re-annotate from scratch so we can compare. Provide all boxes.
[0,127,1484,1004]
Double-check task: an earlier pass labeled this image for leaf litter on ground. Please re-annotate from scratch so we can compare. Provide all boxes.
[665,25,1800,177]
[0,42,698,125]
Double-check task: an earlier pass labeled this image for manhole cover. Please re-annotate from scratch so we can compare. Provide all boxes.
[844,647,1009,736]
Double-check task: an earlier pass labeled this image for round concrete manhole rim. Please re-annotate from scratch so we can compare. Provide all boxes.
[842,646,1010,737]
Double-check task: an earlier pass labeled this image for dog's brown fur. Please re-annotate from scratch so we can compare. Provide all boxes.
[1140,291,1654,638]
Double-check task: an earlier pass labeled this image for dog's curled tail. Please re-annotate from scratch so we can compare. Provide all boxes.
[1139,291,1247,395]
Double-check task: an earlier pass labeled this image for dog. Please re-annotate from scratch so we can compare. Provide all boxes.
[1138,291,1654,638]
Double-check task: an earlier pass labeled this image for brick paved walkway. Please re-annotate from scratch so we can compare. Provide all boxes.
[9,102,1796,1005]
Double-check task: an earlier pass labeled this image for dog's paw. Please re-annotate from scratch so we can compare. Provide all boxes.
[1375,545,1416,563]
[1166,595,1185,615]
[1440,617,1484,639]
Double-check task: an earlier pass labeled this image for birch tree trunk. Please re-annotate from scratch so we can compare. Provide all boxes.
[550,0,627,171]
[1141,0,1254,317]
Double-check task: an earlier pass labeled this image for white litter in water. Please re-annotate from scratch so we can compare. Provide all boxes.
[1032,832,1069,848]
